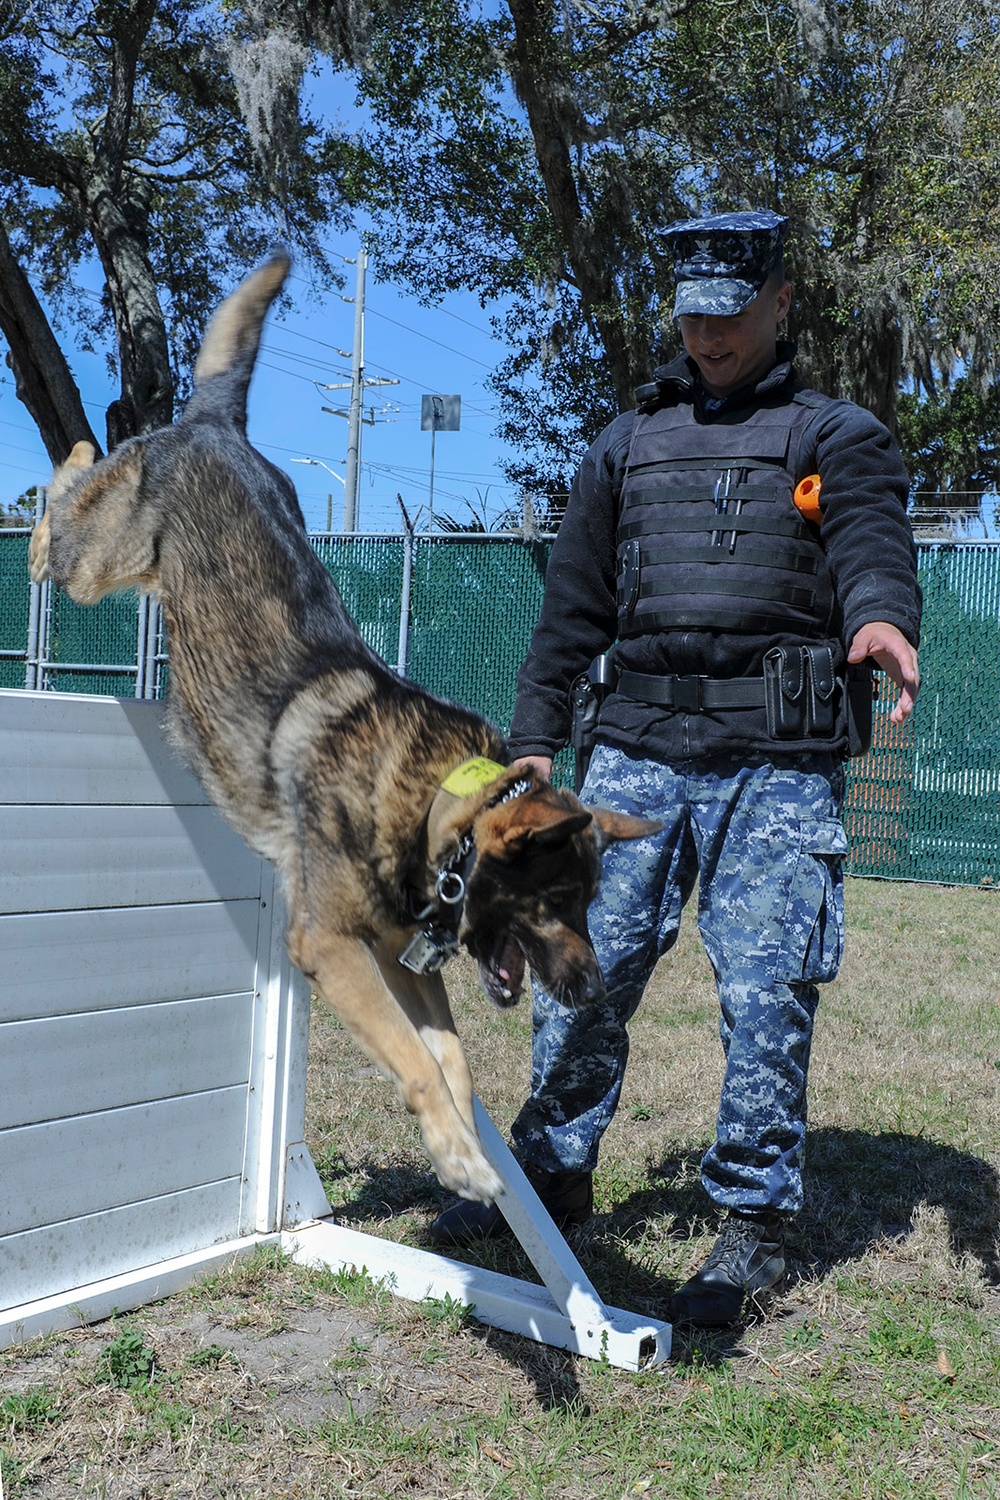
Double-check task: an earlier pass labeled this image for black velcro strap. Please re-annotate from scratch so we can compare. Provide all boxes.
[619,513,813,542]
[636,575,817,608]
[637,542,819,574]
[622,483,779,505]
[617,669,766,711]
[624,458,787,477]
[623,606,809,632]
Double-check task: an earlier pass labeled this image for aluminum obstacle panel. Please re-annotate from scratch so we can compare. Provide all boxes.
[0,690,309,1347]
[0,689,670,1368]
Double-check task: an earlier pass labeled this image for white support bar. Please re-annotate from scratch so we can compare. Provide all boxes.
[281,1096,671,1372]
[283,1219,669,1372]
[472,1097,616,1330]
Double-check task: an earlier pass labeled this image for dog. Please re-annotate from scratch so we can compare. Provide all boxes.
[28,254,657,1204]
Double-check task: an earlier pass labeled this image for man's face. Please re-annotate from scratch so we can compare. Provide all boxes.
[677,277,791,397]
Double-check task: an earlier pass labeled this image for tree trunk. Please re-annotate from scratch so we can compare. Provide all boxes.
[84,170,174,435]
[0,220,102,465]
[0,0,173,449]
[504,0,642,412]
[83,0,173,436]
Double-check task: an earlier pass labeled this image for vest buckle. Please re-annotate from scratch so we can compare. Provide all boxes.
[673,675,704,712]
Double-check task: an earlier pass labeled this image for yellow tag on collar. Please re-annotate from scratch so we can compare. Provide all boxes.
[441,757,507,798]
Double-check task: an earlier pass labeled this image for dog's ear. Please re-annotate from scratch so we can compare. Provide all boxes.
[588,807,662,855]
[477,793,593,859]
[43,443,158,604]
[30,441,100,583]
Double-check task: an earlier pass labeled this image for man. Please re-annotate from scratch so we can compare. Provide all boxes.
[431,210,922,1327]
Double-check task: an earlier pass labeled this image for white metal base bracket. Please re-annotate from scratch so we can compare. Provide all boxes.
[0,1234,279,1352]
[284,1219,668,1371]
[282,1098,671,1372]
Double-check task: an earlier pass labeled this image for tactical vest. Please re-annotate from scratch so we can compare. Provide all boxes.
[617,391,834,641]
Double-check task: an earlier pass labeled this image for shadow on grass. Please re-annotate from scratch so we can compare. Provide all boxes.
[798,1126,1000,1284]
[313,1154,589,1410]
[310,1127,998,1385]
[313,1150,444,1222]
[625,1127,1000,1285]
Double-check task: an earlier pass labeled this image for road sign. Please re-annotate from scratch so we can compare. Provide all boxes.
[421,394,461,431]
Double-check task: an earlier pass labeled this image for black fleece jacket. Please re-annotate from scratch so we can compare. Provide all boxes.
[508,345,922,763]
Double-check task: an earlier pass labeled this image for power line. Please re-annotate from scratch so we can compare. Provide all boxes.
[300,243,501,354]
[365,305,494,368]
[257,358,348,388]
[288,247,497,337]
[262,341,350,377]
[364,459,516,486]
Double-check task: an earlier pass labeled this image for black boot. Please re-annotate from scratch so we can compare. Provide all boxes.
[669,1211,786,1327]
[429,1165,593,1247]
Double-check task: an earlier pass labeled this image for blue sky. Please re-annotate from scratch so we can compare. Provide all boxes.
[0,226,525,534]
[0,56,532,534]
[239,238,522,534]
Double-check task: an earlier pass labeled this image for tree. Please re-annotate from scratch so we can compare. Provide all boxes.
[0,484,39,526]
[253,0,1000,499]
[677,0,1000,447]
[0,0,345,462]
[326,0,691,488]
[898,379,1000,500]
[9,0,1000,504]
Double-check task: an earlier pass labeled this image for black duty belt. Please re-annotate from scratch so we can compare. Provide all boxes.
[616,668,766,712]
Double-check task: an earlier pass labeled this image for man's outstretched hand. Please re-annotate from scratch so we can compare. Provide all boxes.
[512,755,554,781]
[848,622,920,724]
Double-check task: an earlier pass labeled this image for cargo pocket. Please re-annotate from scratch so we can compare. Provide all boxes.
[775,818,848,984]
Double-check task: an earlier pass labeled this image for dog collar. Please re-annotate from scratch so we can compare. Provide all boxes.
[440,756,507,797]
[399,765,532,977]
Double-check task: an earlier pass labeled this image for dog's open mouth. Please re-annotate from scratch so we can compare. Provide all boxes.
[478,935,526,1009]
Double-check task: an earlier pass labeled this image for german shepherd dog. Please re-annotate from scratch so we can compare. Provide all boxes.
[28,254,656,1204]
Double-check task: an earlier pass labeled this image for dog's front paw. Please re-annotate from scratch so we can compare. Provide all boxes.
[28,511,51,583]
[425,1124,503,1204]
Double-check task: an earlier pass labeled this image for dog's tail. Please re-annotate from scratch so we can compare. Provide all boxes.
[182,251,291,433]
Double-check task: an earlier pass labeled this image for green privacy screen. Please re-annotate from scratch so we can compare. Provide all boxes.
[2,529,998,887]
[0,531,31,691]
[309,534,551,734]
[843,545,1000,885]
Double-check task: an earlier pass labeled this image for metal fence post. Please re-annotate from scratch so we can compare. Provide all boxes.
[396,502,415,678]
[24,487,47,691]
[145,599,163,700]
[135,592,150,698]
[24,578,41,692]
[134,593,163,699]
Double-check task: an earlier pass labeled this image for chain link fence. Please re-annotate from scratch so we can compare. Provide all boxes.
[2,528,996,887]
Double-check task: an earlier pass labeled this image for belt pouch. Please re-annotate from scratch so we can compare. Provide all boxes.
[846,661,875,757]
[803,642,836,737]
[763,646,808,739]
[569,673,600,754]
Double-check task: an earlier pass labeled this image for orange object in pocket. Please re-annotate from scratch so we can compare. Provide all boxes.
[793,474,823,524]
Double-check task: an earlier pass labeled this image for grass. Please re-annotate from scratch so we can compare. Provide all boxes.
[0,876,998,1498]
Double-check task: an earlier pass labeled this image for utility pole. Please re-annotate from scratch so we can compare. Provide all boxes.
[343,247,366,531]
[321,245,398,531]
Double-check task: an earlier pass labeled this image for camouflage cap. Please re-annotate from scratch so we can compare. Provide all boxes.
[665,210,788,318]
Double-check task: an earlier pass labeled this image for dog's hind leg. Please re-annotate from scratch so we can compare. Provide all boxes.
[292,927,502,1203]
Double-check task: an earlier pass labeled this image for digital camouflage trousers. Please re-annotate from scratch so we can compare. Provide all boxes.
[511,741,848,1215]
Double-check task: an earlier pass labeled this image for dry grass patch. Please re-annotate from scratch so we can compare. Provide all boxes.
[2,876,999,1498]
